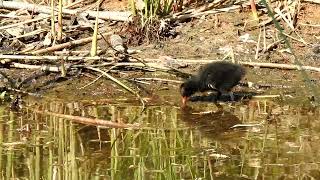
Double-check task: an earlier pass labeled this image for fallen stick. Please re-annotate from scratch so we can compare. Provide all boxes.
[31,32,113,54]
[239,61,320,72]
[0,15,50,31]
[53,49,140,56]
[0,1,132,21]
[11,62,67,72]
[0,54,114,62]
[141,59,320,72]
[9,62,170,73]
[281,31,309,46]
[302,0,320,4]
[7,58,320,73]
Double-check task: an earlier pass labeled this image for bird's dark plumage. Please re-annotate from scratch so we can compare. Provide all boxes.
[180,61,246,104]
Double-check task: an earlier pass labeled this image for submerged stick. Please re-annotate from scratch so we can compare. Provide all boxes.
[31,109,139,128]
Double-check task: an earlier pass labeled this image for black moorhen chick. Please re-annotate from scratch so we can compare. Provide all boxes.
[180,61,246,105]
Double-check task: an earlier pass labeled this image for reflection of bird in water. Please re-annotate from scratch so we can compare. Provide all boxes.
[180,105,243,138]
[180,61,246,106]
[180,105,245,176]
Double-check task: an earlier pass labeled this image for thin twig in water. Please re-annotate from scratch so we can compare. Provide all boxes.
[78,75,103,89]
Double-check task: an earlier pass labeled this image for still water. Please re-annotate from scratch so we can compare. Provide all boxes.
[0,98,319,179]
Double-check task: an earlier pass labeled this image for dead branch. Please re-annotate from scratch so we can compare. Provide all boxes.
[30,32,112,54]
[140,59,320,72]
[8,62,169,73]
[7,56,320,73]
[240,61,320,72]
[0,1,132,22]
[302,0,320,4]
[0,15,50,31]
[0,54,114,62]
[53,49,140,56]
[10,62,69,72]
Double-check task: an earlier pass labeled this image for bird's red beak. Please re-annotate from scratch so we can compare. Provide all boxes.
[182,96,188,106]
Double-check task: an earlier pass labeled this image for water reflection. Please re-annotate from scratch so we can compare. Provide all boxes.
[0,100,319,179]
[180,105,242,138]
[189,91,259,102]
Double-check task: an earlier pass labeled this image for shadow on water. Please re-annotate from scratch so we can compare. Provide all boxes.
[0,98,319,179]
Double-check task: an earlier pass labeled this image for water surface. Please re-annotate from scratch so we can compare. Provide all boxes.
[0,98,319,179]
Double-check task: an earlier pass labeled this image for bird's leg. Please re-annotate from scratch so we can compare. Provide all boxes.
[228,92,235,101]
[216,91,222,100]
[182,96,188,106]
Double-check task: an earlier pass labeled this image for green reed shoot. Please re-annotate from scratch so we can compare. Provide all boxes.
[131,0,174,26]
